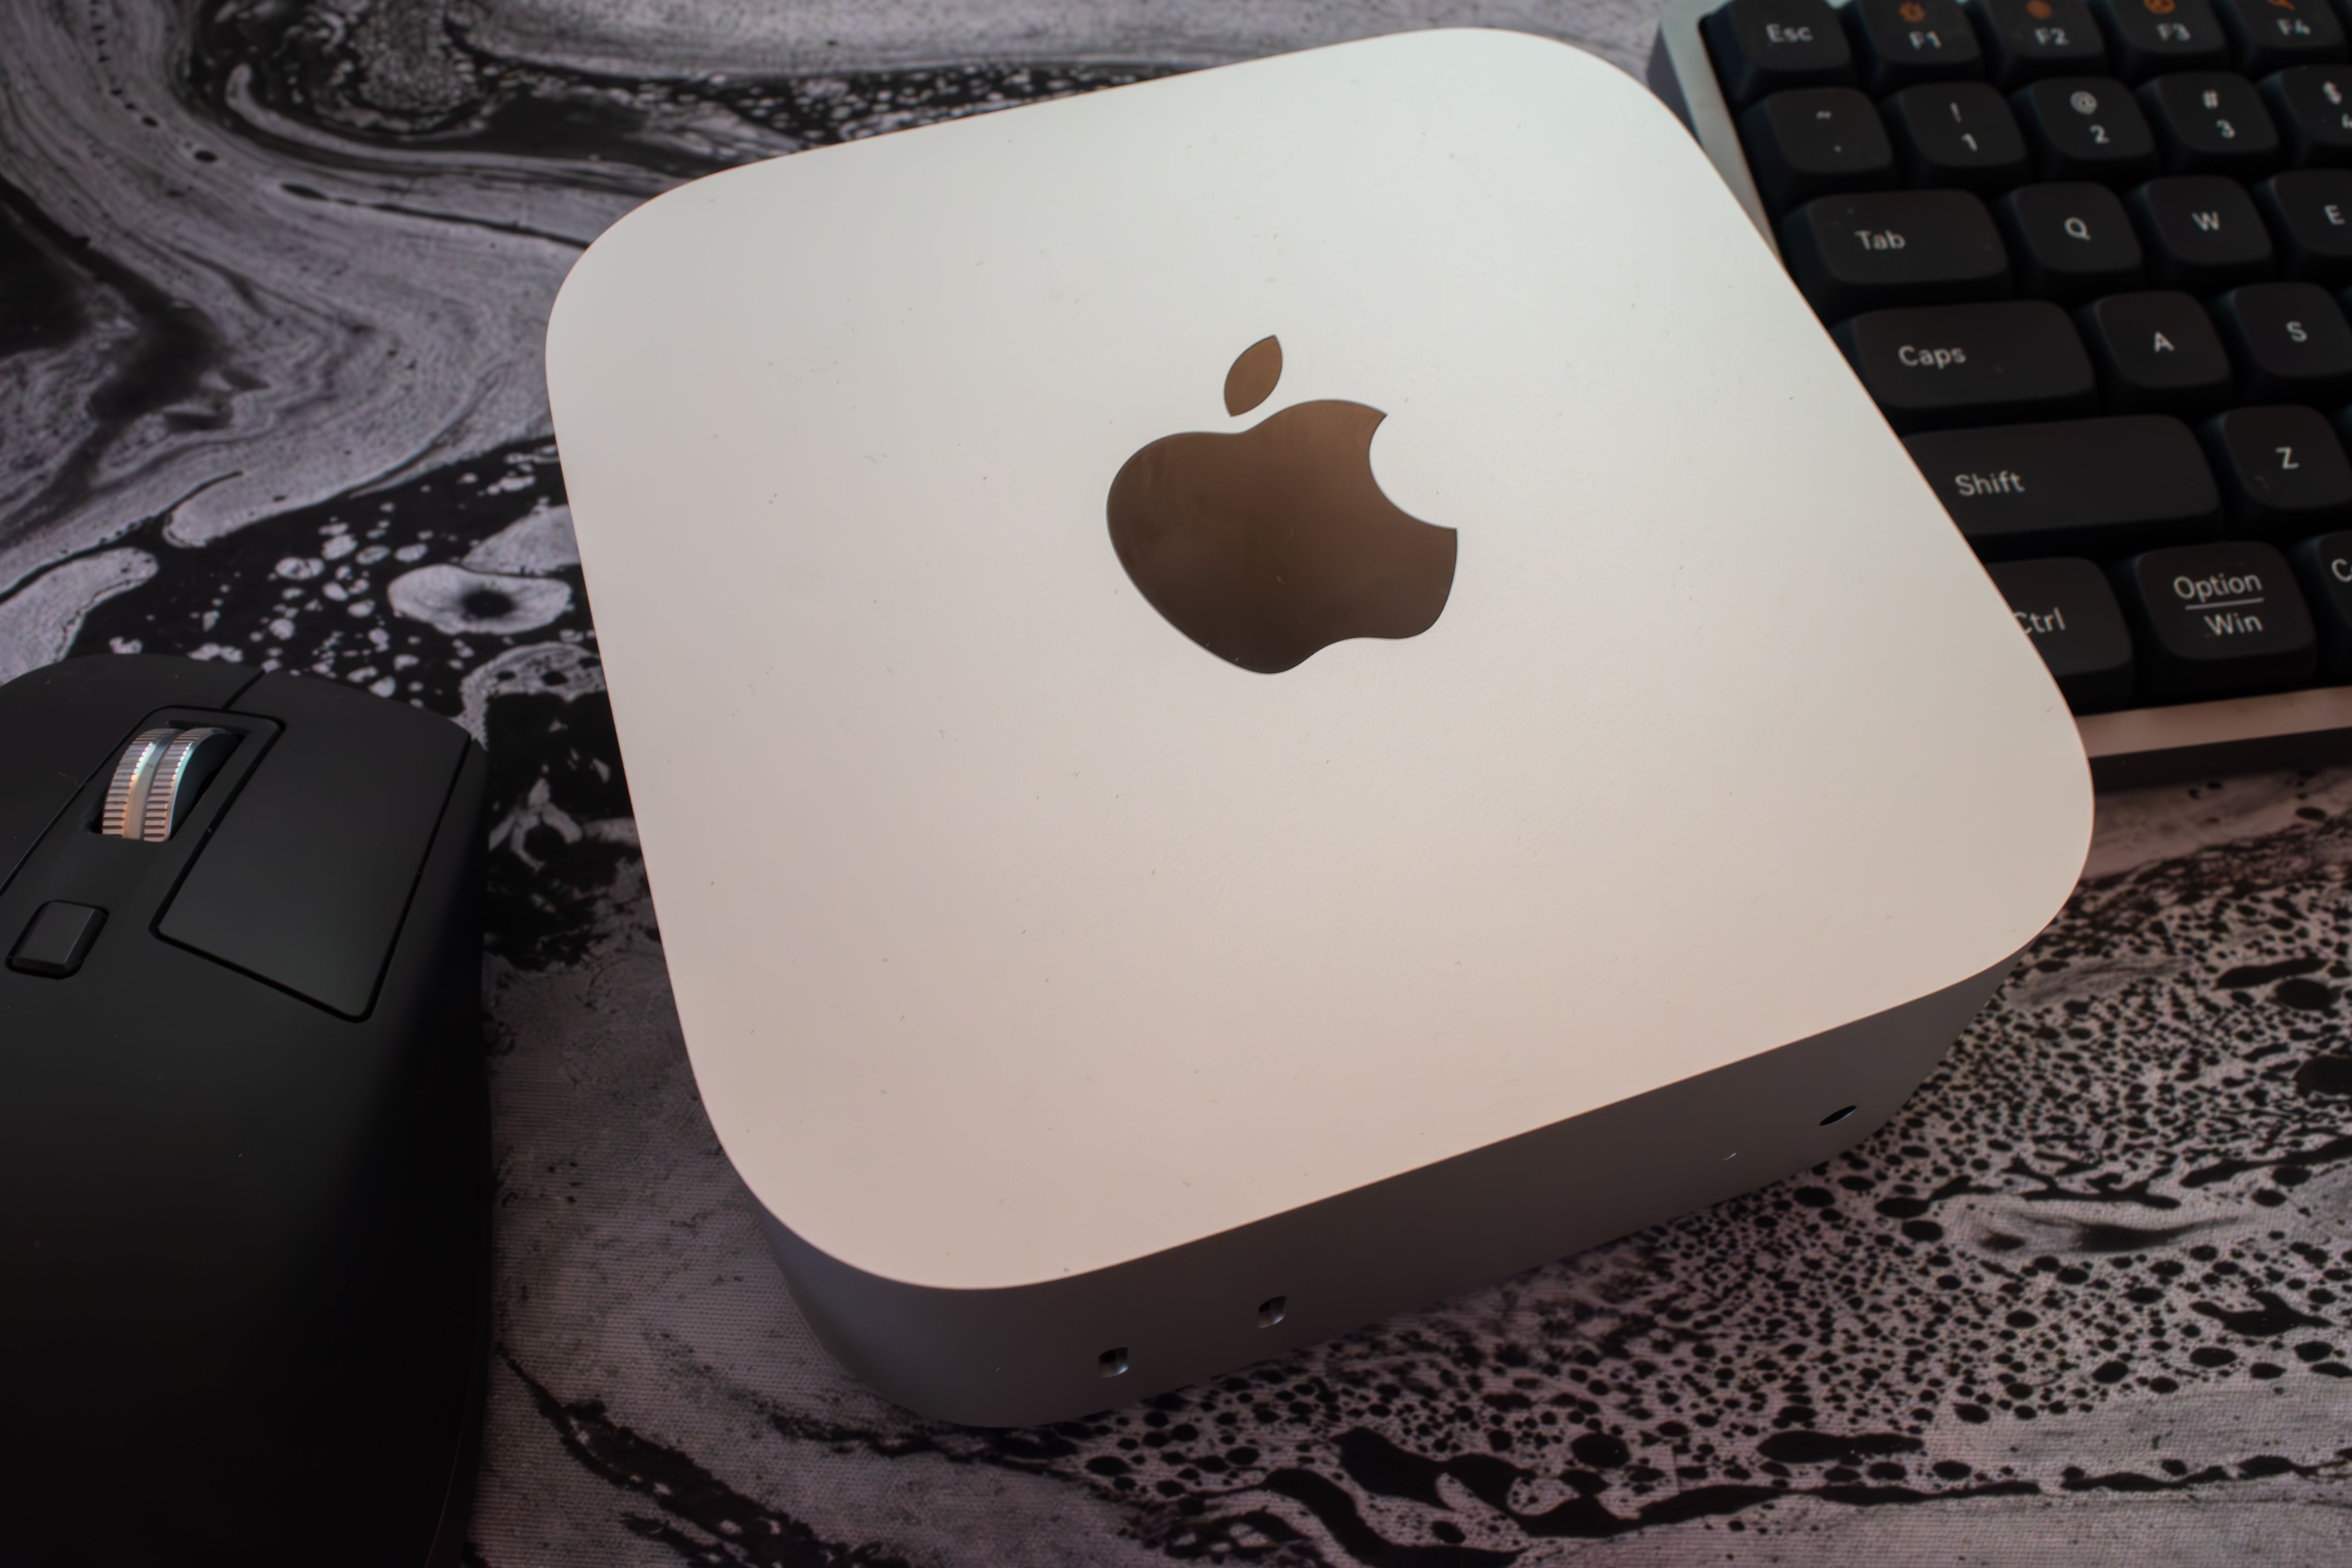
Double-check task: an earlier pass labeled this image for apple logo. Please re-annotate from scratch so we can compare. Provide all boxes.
[1106,335,1458,674]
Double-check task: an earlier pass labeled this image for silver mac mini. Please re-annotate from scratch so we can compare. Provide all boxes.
[545,30,2092,1426]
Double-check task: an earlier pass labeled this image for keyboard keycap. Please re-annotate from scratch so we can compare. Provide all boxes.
[1780,189,2013,318]
[2254,169,2352,277]
[2260,64,2352,165]
[2209,280,2352,398]
[1986,556,2140,707]
[1969,0,2112,87]
[1996,181,2148,297]
[2129,173,2278,288]
[1885,82,2035,189]
[1740,88,1898,209]
[1847,0,1987,92]
[2289,528,2352,675]
[2079,289,2236,408]
[2212,0,2346,76]
[2114,539,2317,692]
[2014,75,2162,181]
[1706,0,1859,109]
[2201,402,2352,531]
[1837,301,2098,429]
[2089,0,2232,80]
[1905,414,2221,554]
[2139,71,2283,173]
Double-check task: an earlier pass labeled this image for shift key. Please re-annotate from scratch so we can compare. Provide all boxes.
[1901,414,2222,559]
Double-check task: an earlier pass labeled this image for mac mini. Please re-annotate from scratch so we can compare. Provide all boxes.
[546,29,2092,1426]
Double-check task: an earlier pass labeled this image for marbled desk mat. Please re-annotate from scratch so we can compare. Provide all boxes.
[0,3,2346,1563]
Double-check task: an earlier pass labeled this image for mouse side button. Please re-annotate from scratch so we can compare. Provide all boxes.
[157,674,470,1018]
[7,901,105,978]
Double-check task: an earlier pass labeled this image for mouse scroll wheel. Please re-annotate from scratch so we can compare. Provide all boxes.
[100,727,238,842]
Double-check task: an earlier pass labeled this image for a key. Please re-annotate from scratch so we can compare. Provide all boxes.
[1705,0,1859,108]
[2289,529,2352,676]
[2254,169,2352,278]
[2088,0,2231,80]
[1780,189,2013,319]
[2208,280,2352,399]
[1884,82,2034,189]
[2077,289,2237,408]
[1740,88,1898,209]
[1902,413,2221,553]
[1985,557,2140,708]
[2129,174,2277,289]
[1996,181,2147,297]
[2200,403,2352,532]
[2137,71,2282,174]
[2211,0,2346,75]
[2113,539,2317,693]
[1846,0,1987,93]
[1968,0,2112,87]
[2261,64,2352,165]
[1836,302,2097,429]
[2013,75,2162,181]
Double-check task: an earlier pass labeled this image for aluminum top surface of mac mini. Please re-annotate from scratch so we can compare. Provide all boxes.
[547,29,2092,1421]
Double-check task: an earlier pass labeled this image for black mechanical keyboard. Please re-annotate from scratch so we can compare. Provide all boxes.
[1650,0,2352,784]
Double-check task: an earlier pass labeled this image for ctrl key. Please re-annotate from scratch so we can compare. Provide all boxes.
[2114,541,2318,696]
[1986,559,2138,711]
[7,901,106,978]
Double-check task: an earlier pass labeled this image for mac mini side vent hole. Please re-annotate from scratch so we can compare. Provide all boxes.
[1820,1105,1858,1126]
[1099,1347,1129,1379]
[1258,1296,1287,1329]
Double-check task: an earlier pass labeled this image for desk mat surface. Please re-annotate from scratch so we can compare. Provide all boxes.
[0,3,2346,1563]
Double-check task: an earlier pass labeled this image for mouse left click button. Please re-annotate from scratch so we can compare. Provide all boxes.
[8,902,106,978]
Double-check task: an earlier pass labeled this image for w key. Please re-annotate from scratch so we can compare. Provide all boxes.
[1835,300,2096,431]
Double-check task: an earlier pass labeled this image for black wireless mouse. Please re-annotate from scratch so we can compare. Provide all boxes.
[0,655,489,1566]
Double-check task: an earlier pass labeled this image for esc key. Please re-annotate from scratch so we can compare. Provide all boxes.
[1705,0,1857,109]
